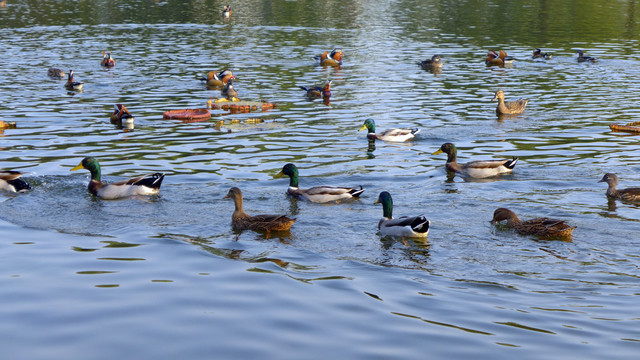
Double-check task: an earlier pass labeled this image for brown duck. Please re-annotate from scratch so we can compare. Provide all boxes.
[224,187,295,235]
[492,89,528,115]
[221,78,238,99]
[491,208,576,239]
[599,173,640,202]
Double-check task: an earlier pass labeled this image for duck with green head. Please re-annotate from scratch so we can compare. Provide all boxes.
[70,157,165,199]
[359,119,420,142]
[275,163,364,203]
[374,191,429,238]
[433,142,518,178]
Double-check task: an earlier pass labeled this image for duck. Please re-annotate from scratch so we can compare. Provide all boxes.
[70,157,165,200]
[110,104,134,128]
[374,191,429,238]
[576,50,597,63]
[299,80,332,100]
[0,170,31,192]
[599,173,640,202]
[418,55,443,70]
[485,50,514,67]
[101,51,116,67]
[491,208,576,239]
[359,118,420,142]
[221,78,239,99]
[200,69,234,88]
[223,187,296,236]
[48,67,66,79]
[532,48,552,60]
[492,89,528,115]
[275,163,364,203]
[222,5,232,18]
[314,48,343,66]
[433,142,518,178]
[64,70,83,91]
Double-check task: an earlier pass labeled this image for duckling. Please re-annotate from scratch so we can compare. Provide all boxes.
[299,80,332,100]
[110,104,134,128]
[492,89,528,115]
[599,173,640,202]
[532,48,552,60]
[0,170,31,192]
[491,208,576,239]
[101,51,116,67]
[359,118,419,142]
[221,78,238,99]
[433,142,518,178]
[485,50,514,67]
[275,163,364,203]
[224,187,295,236]
[374,191,429,238]
[64,70,83,91]
[314,48,343,66]
[222,5,232,18]
[576,50,597,63]
[418,55,443,70]
[48,67,66,79]
[70,157,165,200]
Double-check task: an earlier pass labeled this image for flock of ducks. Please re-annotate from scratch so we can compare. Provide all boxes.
[0,16,632,241]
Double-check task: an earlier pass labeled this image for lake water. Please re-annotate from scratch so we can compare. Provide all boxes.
[1,0,640,358]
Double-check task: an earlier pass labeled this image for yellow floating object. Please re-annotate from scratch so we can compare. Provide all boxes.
[610,121,640,133]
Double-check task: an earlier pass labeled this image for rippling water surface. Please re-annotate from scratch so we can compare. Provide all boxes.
[1,1,640,359]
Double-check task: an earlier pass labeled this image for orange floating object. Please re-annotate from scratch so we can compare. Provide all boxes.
[610,121,640,133]
[163,109,211,121]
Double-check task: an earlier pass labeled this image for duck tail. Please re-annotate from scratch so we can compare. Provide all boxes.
[8,178,31,192]
[411,216,430,233]
[350,185,365,198]
[299,86,309,91]
[411,128,421,135]
[137,173,165,189]
[504,157,518,169]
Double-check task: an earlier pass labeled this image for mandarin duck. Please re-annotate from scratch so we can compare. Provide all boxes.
[221,78,239,98]
[299,79,332,100]
[64,70,83,91]
[314,48,343,66]
[485,50,514,67]
[599,173,640,202]
[576,50,597,63]
[532,48,552,60]
[101,51,116,67]
[418,55,443,70]
[110,104,134,128]
[222,5,232,18]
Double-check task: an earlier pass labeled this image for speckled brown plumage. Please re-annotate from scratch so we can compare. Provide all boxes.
[224,187,295,234]
[491,208,576,239]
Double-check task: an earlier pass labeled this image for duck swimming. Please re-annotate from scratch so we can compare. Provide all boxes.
[314,48,343,66]
[374,191,429,238]
[101,51,116,67]
[359,119,419,142]
[599,173,640,202]
[0,171,31,192]
[491,208,576,239]
[64,70,83,91]
[485,50,514,67]
[418,55,443,70]
[275,163,364,203]
[492,89,528,115]
[221,78,238,99]
[532,48,552,60]
[48,67,66,79]
[299,80,332,100]
[224,187,295,236]
[576,50,597,63]
[433,142,518,178]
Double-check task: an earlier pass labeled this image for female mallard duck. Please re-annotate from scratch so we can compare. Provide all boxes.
[221,78,238,99]
[0,171,31,192]
[359,118,419,142]
[485,50,514,67]
[599,173,640,202]
[275,163,364,203]
[418,55,443,70]
[433,143,518,178]
[70,157,165,200]
[224,187,295,235]
[64,70,83,91]
[374,191,429,238]
[222,5,232,18]
[48,67,66,79]
[576,50,597,63]
[299,80,331,100]
[110,104,134,128]
[314,48,343,66]
[491,208,576,239]
[492,89,528,115]
[101,51,116,67]
[532,48,552,60]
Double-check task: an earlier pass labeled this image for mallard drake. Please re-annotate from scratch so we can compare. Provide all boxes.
[224,187,295,235]
[70,157,165,200]
[599,173,640,202]
[222,5,232,18]
[221,78,238,98]
[374,191,429,238]
[433,142,518,178]
[48,67,66,79]
[275,163,364,203]
[485,50,514,67]
[491,208,576,239]
[359,118,419,142]
[0,170,31,192]
[492,89,528,115]
[101,51,116,67]
[299,80,331,100]
[64,70,83,91]
[314,48,343,66]
[576,50,597,63]
[532,48,552,60]
[418,55,443,70]
[110,104,134,128]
